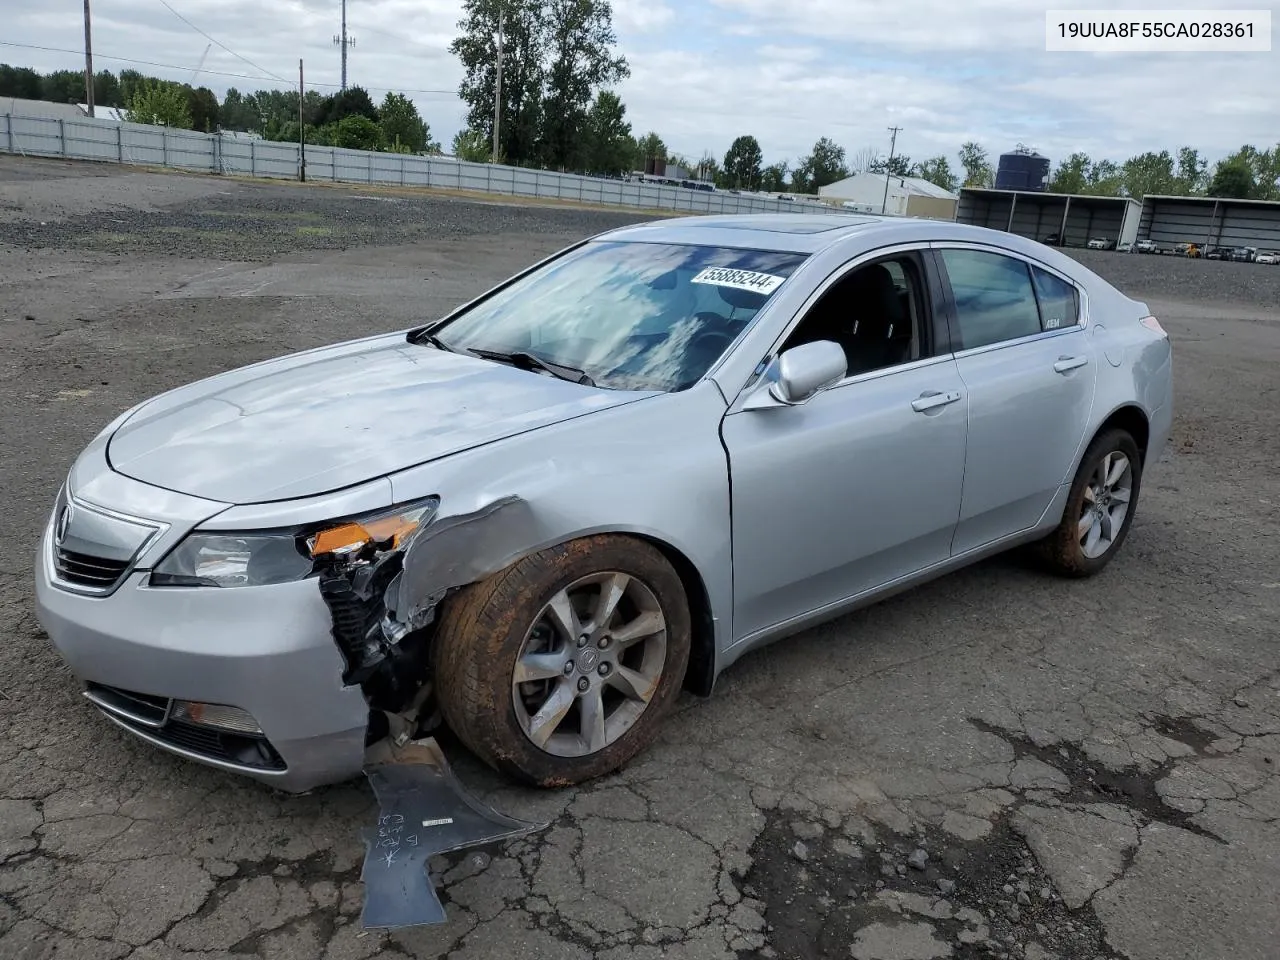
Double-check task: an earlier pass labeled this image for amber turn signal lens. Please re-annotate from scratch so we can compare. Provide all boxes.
[308,516,422,558]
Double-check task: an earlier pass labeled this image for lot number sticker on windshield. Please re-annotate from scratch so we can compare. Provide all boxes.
[691,267,784,295]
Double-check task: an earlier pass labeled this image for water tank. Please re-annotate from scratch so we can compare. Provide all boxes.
[995,147,1051,192]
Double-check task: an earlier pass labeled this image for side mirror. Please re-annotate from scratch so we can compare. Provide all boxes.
[745,340,847,409]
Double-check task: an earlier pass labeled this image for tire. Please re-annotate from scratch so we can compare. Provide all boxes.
[433,535,691,787]
[1036,428,1143,578]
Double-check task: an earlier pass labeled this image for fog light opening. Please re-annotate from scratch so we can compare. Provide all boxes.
[171,701,263,735]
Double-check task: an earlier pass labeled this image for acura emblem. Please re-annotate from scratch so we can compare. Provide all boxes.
[55,503,73,546]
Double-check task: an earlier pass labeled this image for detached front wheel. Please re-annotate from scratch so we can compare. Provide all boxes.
[433,535,691,786]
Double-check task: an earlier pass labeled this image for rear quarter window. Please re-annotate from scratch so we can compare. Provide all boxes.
[1031,267,1080,331]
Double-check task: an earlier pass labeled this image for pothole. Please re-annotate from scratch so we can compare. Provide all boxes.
[969,719,1223,842]
[739,812,1121,959]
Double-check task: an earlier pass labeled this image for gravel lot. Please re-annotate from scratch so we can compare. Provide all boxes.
[2,155,1278,960]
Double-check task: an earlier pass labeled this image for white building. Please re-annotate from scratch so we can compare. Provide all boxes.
[818,172,958,220]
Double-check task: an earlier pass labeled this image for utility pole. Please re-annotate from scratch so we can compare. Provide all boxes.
[492,5,504,163]
[298,59,306,182]
[881,125,903,214]
[82,0,95,117]
[333,0,355,91]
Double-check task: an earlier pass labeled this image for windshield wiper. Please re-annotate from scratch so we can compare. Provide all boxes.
[408,326,455,351]
[468,348,596,387]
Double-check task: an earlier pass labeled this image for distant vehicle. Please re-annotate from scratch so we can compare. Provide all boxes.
[1230,247,1257,262]
[1086,237,1113,250]
[1117,242,1134,253]
[1256,251,1278,264]
[1204,246,1229,260]
[1172,243,1201,258]
[1041,233,1062,246]
[1135,240,1159,254]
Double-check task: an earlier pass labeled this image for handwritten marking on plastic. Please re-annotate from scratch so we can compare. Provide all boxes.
[376,814,419,867]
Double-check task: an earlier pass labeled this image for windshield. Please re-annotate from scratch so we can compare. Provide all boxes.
[428,240,808,392]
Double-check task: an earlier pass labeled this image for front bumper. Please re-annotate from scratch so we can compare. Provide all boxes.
[34,522,369,793]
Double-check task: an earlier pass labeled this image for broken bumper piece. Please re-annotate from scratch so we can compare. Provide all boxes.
[360,737,544,928]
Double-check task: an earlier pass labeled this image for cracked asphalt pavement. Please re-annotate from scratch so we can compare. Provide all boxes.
[2,156,1279,960]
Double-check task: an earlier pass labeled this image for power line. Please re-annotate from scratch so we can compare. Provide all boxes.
[155,0,286,83]
[0,41,459,96]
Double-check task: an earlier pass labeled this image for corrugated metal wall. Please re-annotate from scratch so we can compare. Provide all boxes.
[1,112,827,219]
[1140,198,1280,249]
[956,192,1130,246]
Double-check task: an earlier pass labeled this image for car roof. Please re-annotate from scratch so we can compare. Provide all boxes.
[592,213,1060,257]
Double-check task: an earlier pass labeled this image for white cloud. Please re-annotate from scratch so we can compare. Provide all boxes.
[613,0,676,34]
[2,0,1274,175]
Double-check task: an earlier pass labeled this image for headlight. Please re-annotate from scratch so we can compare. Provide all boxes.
[150,497,440,588]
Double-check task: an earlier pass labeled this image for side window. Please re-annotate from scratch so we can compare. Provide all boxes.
[941,249,1041,350]
[782,255,924,378]
[1031,267,1080,331]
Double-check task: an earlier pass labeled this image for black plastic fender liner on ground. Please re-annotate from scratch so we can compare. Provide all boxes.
[359,737,545,929]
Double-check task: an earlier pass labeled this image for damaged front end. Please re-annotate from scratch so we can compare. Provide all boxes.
[308,497,445,738]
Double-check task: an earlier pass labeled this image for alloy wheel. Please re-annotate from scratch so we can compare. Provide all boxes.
[512,572,668,758]
[1078,451,1133,560]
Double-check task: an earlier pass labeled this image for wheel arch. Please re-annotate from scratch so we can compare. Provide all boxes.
[1091,403,1152,465]
[630,533,717,698]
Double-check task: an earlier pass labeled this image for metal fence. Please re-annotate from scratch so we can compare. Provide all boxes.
[1,112,828,218]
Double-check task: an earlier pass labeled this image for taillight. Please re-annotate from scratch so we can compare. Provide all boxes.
[1139,315,1167,337]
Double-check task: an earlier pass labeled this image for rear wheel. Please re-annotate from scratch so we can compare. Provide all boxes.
[1036,429,1143,577]
[433,535,690,786]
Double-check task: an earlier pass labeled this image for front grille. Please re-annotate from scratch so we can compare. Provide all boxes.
[105,709,287,771]
[54,547,131,589]
[85,683,170,727]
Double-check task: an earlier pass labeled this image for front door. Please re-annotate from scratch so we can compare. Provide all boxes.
[721,250,968,642]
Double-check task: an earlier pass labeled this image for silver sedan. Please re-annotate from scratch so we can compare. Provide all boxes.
[34,214,1173,792]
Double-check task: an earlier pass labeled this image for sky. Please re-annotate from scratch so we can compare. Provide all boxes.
[2,0,1278,171]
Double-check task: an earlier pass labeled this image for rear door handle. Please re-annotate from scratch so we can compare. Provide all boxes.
[911,390,962,413]
[1053,355,1088,373]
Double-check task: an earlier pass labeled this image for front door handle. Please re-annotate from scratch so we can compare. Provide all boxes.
[911,390,962,413]
[1053,355,1088,374]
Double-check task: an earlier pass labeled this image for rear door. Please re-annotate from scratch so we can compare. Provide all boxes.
[934,245,1097,556]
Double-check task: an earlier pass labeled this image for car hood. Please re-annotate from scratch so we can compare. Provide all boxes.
[107,334,653,503]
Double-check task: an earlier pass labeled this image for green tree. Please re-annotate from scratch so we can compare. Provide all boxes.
[541,0,629,170]
[452,127,493,162]
[760,161,789,193]
[320,86,378,125]
[118,70,147,105]
[331,114,382,150]
[220,88,258,131]
[41,69,83,104]
[1175,146,1208,195]
[869,153,911,177]
[793,137,848,193]
[911,155,958,192]
[1119,150,1176,199]
[1207,158,1255,198]
[958,141,993,187]
[722,134,763,190]
[379,92,428,153]
[635,131,667,172]
[1048,152,1091,193]
[187,86,219,132]
[451,0,546,166]
[0,64,44,99]
[1085,158,1123,196]
[126,80,192,128]
[1221,144,1280,201]
[93,70,121,107]
[582,90,633,174]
